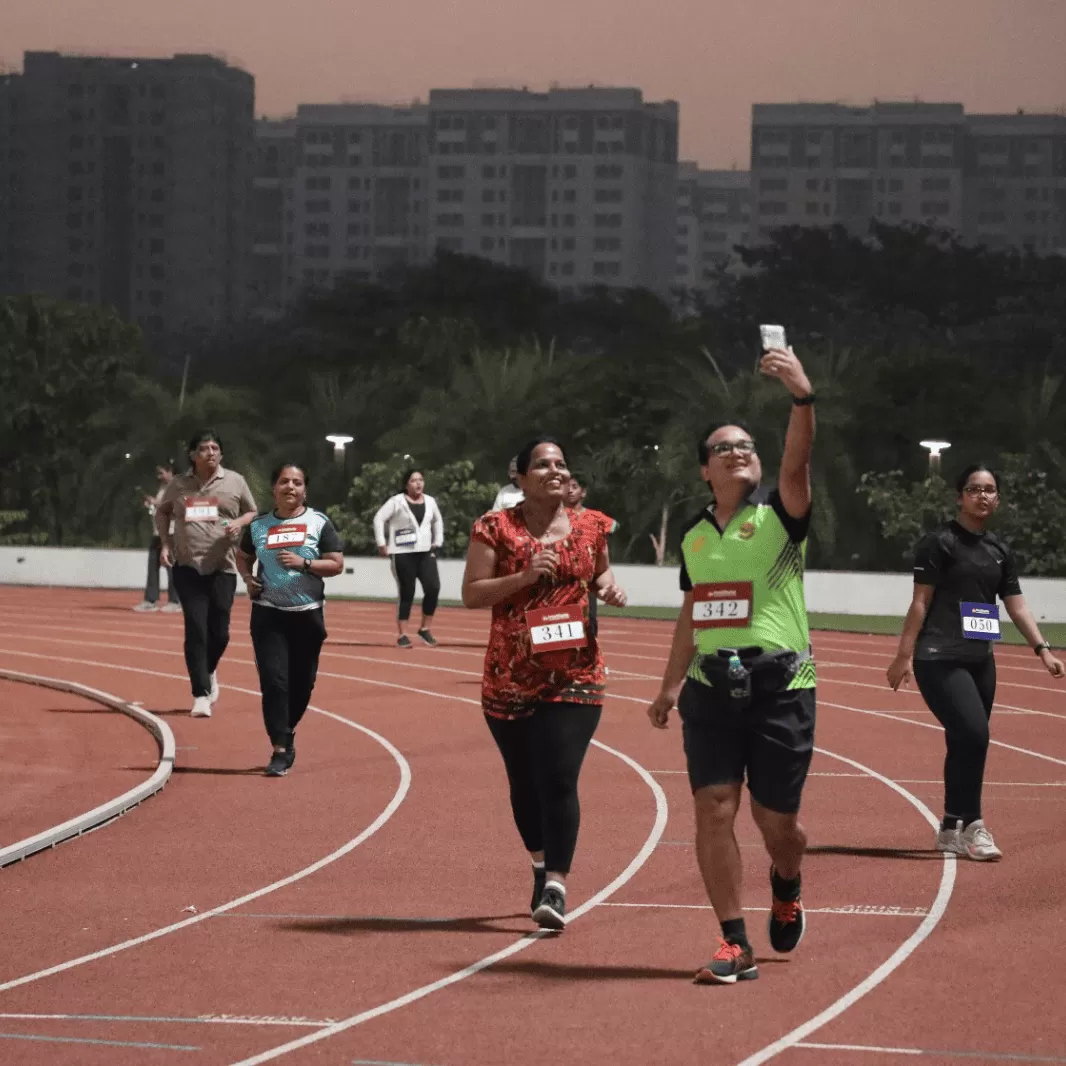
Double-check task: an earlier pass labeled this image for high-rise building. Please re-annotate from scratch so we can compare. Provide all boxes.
[0,73,20,295]
[250,117,297,318]
[676,162,750,290]
[6,51,255,344]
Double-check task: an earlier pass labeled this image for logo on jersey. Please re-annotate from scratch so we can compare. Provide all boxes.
[691,534,707,554]
[738,522,756,541]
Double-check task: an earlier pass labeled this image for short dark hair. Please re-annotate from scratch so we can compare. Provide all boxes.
[697,420,754,465]
[956,463,999,495]
[187,430,224,456]
[271,462,310,487]
[516,435,566,475]
[401,468,422,492]
[158,458,175,472]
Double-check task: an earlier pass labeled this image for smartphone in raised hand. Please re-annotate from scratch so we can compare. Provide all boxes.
[757,324,787,372]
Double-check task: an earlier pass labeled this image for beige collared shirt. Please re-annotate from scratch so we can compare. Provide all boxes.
[159,466,257,575]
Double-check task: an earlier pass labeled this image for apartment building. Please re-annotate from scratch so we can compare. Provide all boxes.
[0,73,19,295]
[5,50,255,344]
[676,162,750,289]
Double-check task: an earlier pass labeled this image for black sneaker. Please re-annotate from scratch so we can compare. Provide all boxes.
[530,867,547,918]
[694,939,758,984]
[533,885,566,930]
[768,867,806,953]
[397,635,412,649]
[265,751,289,777]
[284,742,296,771]
[417,628,437,647]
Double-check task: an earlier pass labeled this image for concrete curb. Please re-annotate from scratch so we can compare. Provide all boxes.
[0,668,175,868]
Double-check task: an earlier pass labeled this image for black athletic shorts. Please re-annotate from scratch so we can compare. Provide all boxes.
[677,677,816,814]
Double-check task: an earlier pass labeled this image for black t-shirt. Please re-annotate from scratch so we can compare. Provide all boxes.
[913,521,1022,662]
[409,501,426,527]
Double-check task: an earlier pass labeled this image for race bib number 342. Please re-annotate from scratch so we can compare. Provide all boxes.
[691,582,753,629]
[526,604,587,652]
[960,601,1001,641]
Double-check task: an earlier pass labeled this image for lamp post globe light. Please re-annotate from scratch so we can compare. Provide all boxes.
[919,439,951,477]
[325,434,354,466]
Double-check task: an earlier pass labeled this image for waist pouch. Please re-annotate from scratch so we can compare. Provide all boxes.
[697,647,809,712]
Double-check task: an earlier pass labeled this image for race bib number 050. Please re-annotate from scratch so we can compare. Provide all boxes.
[266,524,307,549]
[692,582,753,629]
[394,527,418,547]
[526,604,587,652]
[960,601,1001,641]
[184,497,219,523]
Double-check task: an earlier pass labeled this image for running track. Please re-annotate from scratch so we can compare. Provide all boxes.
[1,587,1064,1066]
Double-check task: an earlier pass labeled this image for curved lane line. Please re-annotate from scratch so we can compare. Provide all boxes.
[0,659,411,995]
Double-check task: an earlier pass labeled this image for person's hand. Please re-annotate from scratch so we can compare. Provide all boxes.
[224,522,242,543]
[278,550,306,571]
[243,573,263,599]
[378,545,388,558]
[525,547,559,585]
[1040,649,1065,679]
[760,346,812,399]
[647,691,676,729]
[886,653,913,691]
[160,544,174,569]
[597,582,628,608]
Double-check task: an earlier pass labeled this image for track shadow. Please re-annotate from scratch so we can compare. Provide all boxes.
[473,959,789,982]
[808,844,941,861]
[328,641,398,649]
[124,764,265,776]
[45,707,111,715]
[279,914,529,936]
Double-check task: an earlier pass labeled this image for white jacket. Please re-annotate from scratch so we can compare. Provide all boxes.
[491,483,524,511]
[373,494,444,555]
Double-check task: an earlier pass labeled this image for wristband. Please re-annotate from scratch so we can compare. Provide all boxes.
[1034,641,1051,655]
[792,393,816,406]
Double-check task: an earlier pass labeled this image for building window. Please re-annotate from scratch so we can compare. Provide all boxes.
[437,165,465,179]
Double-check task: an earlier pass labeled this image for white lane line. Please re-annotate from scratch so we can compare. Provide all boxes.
[650,770,1066,787]
[602,902,930,917]
[0,1031,199,1051]
[0,653,411,995]
[0,1012,331,1028]
[794,1042,1066,1062]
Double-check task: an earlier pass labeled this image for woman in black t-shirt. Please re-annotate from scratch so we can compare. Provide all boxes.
[887,464,1064,861]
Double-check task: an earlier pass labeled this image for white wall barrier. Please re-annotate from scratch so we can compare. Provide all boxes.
[1,546,1064,622]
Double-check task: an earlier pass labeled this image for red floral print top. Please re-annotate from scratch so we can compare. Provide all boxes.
[470,504,615,719]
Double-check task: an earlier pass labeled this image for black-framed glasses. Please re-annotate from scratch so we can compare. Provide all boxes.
[962,486,998,498]
[708,440,756,457]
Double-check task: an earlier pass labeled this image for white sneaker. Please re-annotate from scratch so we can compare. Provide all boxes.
[191,696,213,718]
[160,602,182,614]
[208,672,220,704]
[132,601,158,612]
[959,819,1002,861]
[935,823,962,855]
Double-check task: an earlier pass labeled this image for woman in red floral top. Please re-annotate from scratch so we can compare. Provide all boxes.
[462,436,627,930]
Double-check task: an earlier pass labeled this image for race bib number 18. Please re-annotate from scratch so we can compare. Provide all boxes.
[266,524,307,549]
[960,601,1001,641]
[184,497,219,523]
[691,582,753,629]
[526,604,587,652]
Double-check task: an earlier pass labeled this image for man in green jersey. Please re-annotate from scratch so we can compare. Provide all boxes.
[648,344,816,985]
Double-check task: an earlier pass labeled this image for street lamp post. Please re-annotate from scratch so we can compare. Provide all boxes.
[919,439,951,477]
[325,434,354,467]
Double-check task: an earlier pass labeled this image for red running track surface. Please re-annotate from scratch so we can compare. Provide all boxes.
[1,587,1064,1066]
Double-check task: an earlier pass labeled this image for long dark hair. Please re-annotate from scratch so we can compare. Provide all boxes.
[400,468,423,493]
[515,435,566,475]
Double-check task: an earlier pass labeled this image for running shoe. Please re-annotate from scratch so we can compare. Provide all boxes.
[132,601,158,612]
[161,602,182,614]
[417,628,438,647]
[768,867,806,953]
[208,672,220,704]
[533,885,566,930]
[959,819,1003,861]
[265,751,289,777]
[935,823,962,854]
[694,939,758,984]
[191,696,212,718]
[397,635,412,649]
[530,867,547,918]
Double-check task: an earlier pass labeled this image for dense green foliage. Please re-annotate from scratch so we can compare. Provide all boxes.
[3,222,1065,573]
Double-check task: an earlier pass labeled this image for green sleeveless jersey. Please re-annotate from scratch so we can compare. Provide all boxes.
[679,488,816,690]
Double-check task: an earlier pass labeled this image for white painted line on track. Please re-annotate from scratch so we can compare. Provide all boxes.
[0,1012,332,1028]
[0,652,411,995]
[794,1042,1066,1062]
[602,902,930,917]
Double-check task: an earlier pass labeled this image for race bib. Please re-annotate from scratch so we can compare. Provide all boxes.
[692,582,753,629]
[960,601,1001,641]
[266,524,307,549]
[394,527,417,547]
[184,497,219,523]
[526,604,588,652]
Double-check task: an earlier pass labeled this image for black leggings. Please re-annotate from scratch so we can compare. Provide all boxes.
[392,552,440,622]
[250,606,327,746]
[485,702,602,874]
[914,656,997,825]
[170,566,237,697]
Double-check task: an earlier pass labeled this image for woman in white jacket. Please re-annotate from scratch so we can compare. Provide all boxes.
[374,469,445,648]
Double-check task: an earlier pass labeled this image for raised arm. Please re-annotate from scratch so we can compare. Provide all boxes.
[761,346,815,520]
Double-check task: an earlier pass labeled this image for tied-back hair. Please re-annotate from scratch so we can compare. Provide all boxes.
[400,468,422,493]
[515,435,566,475]
[955,463,999,495]
[271,462,310,488]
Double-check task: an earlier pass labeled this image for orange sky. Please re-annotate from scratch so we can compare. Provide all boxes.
[4,0,1065,167]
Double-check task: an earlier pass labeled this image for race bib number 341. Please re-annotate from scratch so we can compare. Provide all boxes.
[184,497,219,523]
[526,604,587,652]
[692,582,753,629]
[960,601,1001,641]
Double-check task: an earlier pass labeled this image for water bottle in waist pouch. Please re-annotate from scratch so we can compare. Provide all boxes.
[699,647,807,709]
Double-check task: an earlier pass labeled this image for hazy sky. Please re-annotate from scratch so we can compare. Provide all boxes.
[4,0,1065,167]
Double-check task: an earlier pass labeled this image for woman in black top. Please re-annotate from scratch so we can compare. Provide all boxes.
[887,464,1064,860]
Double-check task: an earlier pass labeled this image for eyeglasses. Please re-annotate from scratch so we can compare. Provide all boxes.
[707,440,756,457]
[962,486,998,498]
